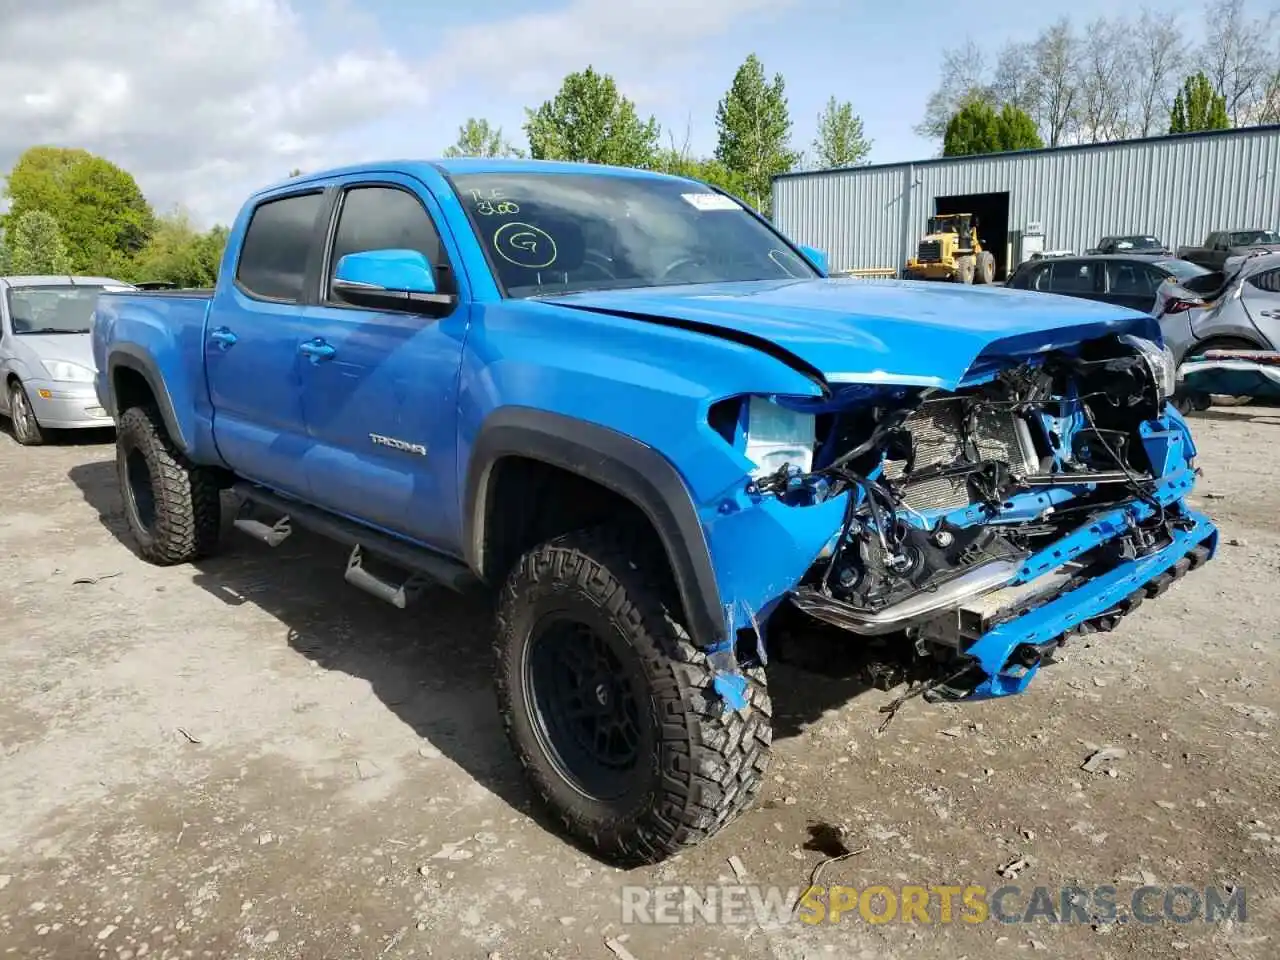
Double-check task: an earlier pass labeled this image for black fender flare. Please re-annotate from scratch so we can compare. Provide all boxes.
[464,407,725,648]
[105,346,188,451]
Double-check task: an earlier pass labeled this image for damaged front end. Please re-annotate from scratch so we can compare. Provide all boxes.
[710,331,1218,703]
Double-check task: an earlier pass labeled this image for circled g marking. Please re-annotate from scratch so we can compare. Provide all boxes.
[494,222,558,269]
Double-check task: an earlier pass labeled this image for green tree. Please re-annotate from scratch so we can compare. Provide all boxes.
[654,148,753,200]
[995,104,1043,150]
[714,54,799,212]
[2,146,155,274]
[8,210,72,274]
[943,100,1043,156]
[943,100,1003,156]
[444,118,522,158]
[524,67,660,167]
[287,168,303,177]
[1169,71,1230,132]
[812,96,873,168]
[0,230,10,274]
[131,208,228,288]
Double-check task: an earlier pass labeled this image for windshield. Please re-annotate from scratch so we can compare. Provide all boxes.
[1116,236,1162,250]
[1155,259,1211,280]
[1229,230,1280,246]
[449,173,817,298]
[5,285,107,334]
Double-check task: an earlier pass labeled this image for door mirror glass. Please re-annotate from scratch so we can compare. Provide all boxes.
[798,244,829,274]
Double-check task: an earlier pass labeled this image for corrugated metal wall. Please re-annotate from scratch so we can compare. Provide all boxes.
[772,127,1280,276]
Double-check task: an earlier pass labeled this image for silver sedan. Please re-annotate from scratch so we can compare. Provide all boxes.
[0,275,135,445]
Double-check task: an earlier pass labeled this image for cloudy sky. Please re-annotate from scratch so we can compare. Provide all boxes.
[0,0,1221,226]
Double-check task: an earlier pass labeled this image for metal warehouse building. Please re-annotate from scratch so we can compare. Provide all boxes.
[771,124,1280,282]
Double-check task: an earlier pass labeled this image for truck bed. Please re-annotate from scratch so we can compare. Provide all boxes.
[92,288,217,459]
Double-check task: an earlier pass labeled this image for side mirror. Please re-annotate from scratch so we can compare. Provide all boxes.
[799,244,829,275]
[331,248,456,315]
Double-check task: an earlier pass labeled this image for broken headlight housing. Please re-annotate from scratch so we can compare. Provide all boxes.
[1120,334,1178,399]
[743,396,816,478]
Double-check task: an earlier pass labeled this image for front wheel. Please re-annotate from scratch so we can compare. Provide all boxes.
[975,250,996,284]
[955,256,976,284]
[116,405,222,565]
[8,380,44,446]
[494,527,772,864]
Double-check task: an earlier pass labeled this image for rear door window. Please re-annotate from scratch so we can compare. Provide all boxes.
[235,191,325,302]
[1047,260,1097,294]
[1105,261,1158,297]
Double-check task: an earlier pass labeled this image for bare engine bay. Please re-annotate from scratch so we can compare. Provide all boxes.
[753,333,1190,694]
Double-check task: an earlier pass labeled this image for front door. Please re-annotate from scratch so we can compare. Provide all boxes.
[204,188,326,498]
[298,177,469,552]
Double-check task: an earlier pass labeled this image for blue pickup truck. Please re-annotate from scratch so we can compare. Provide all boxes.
[93,158,1218,863]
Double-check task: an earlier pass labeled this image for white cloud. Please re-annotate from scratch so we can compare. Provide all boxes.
[0,0,427,224]
[0,0,790,227]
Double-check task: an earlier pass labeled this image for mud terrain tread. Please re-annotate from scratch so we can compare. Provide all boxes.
[494,526,771,864]
[117,405,221,565]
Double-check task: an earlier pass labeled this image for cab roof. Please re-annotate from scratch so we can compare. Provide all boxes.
[260,158,692,198]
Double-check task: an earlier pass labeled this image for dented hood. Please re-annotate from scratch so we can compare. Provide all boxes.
[547,278,1158,389]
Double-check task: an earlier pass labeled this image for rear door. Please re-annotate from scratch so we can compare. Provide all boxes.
[204,189,326,496]
[297,176,470,551]
[1240,266,1280,349]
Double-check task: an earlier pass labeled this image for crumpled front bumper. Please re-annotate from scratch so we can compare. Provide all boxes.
[958,484,1217,700]
[699,406,1218,707]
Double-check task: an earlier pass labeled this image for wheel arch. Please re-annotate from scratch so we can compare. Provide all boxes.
[105,347,189,452]
[464,408,725,649]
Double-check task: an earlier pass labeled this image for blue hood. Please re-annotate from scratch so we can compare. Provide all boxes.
[547,278,1158,389]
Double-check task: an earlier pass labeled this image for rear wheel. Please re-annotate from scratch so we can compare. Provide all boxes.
[7,380,44,446]
[494,526,772,864]
[1184,336,1260,408]
[116,405,222,564]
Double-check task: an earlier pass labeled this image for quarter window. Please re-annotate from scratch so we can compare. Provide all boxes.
[235,192,324,302]
[326,186,452,300]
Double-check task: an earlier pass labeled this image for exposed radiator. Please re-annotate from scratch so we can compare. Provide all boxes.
[881,400,1039,511]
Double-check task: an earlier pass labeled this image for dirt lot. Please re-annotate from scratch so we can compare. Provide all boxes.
[1,408,1278,960]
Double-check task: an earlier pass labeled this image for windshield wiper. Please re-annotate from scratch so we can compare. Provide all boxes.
[24,327,89,334]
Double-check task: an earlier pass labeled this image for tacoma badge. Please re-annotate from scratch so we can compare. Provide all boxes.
[369,433,427,456]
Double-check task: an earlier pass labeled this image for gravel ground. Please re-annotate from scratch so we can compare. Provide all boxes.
[0,408,1277,960]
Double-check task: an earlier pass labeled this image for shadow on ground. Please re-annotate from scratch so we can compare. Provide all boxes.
[0,420,115,447]
[67,456,879,852]
[1189,408,1280,426]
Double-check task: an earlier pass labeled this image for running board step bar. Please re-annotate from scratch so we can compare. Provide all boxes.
[344,545,434,609]
[232,510,293,547]
[231,482,477,604]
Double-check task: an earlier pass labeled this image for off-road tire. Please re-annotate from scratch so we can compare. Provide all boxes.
[116,405,222,565]
[975,250,996,284]
[956,256,976,284]
[494,526,772,864]
[7,380,44,446]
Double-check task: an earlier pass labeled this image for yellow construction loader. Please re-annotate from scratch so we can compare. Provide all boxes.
[904,213,997,284]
